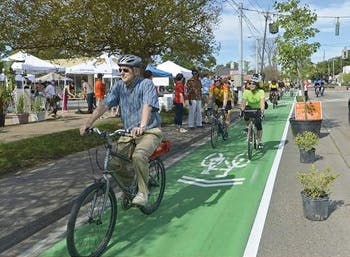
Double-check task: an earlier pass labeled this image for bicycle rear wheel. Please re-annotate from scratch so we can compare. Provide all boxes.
[140,159,166,214]
[273,95,277,108]
[247,125,254,160]
[67,182,117,257]
[210,118,219,148]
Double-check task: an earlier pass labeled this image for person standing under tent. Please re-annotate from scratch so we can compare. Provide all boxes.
[186,69,203,129]
[62,82,75,111]
[82,79,94,113]
[173,73,187,133]
[94,73,106,107]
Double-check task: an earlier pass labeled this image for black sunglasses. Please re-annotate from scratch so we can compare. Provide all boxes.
[119,68,132,73]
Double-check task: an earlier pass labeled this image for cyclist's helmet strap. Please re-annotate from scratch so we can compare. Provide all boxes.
[118,54,142,67]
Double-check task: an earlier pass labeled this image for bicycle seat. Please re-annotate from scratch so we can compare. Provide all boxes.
[149,139,171,160]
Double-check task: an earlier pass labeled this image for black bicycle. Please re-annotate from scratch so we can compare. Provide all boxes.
[208,108,228,148]
[243,110,261,160]
[269,91,278,109]
[66,128,169,257]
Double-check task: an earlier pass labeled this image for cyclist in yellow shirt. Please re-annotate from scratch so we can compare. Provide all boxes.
[269,79,279,105]
[208,76,233,127]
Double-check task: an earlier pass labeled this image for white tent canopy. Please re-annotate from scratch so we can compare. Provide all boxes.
[4,51,64,74]
[65,53,120,78]
[156,60,192,79]
[35,72,73,82]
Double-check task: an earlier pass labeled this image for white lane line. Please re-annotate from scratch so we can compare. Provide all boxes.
[181,175,245,183]
[243,102,295,257]
[177,179,243,187]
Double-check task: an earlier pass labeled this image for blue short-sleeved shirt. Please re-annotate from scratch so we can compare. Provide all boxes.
[103,77,161,131]
[201,77,213,95]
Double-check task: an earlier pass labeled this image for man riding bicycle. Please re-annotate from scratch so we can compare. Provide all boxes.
[208,76,234,128]
[241,76,265,149]
[80,54,162,206]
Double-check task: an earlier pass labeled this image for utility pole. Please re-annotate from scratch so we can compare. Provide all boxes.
[239,2,243,88]
[260,12,269,77]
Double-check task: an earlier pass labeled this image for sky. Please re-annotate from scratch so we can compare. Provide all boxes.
[214,0,350,67]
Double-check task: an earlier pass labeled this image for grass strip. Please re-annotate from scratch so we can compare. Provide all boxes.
[0,110,176,177]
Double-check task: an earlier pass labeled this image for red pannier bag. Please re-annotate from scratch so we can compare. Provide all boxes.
[149,139,171,160]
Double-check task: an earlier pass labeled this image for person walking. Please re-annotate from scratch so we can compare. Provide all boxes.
[82,79,94,113]
[80,54,162,206]
[44,81,58,117]
[186,69,203,129]
[173,73,187,133]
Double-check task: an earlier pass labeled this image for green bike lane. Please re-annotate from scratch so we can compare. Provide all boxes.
[41,97,294,257]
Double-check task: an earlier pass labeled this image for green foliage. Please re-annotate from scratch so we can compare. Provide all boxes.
[16,95,25,114]
[0,0,222,69]
[296,165,338,198]
[294,131,319,151]
[32,97,44,112]
[0,85,13,114]
[274,0,320,82]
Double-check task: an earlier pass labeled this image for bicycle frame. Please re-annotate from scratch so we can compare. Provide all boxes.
[244,109,259,159]
[209,108,227,148]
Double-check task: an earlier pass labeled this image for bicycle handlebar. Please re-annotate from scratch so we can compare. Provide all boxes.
[86,127,131,138]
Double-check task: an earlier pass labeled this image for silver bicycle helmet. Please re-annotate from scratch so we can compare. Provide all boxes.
[251,74,261,83]
[117,54,142,67]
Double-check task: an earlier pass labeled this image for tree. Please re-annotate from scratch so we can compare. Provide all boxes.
[0,0,222,69]
[274,0,320,84]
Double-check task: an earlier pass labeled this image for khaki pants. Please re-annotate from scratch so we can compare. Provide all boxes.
[109,128,163,194]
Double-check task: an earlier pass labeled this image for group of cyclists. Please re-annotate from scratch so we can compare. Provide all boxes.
[205,74,287,150]
[79,52,288,207]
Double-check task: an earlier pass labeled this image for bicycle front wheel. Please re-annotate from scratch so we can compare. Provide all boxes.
[247,125,254,160]
[210,118,219,148]
[67,182,117,257]
[140,159,166,215]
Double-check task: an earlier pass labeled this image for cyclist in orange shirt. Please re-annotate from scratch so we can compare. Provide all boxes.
[95,73,106,106]
[208,76,234,127]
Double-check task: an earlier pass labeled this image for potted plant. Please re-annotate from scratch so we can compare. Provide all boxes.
[294,131,319,163]
[296,165,338,221]
[32,97,46,121]
[0,84,13,127]
[15,95,29,124]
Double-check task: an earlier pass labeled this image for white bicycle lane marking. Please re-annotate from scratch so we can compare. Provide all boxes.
[177,153,248,187]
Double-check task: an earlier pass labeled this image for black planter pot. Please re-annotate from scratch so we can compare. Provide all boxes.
[289,118,322,137]
[299,148,316,163]
[301,191,329,221]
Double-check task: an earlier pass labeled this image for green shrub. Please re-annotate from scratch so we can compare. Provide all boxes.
[294,131,319,151]
[296,165,338,198]
[16,95,25,114]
